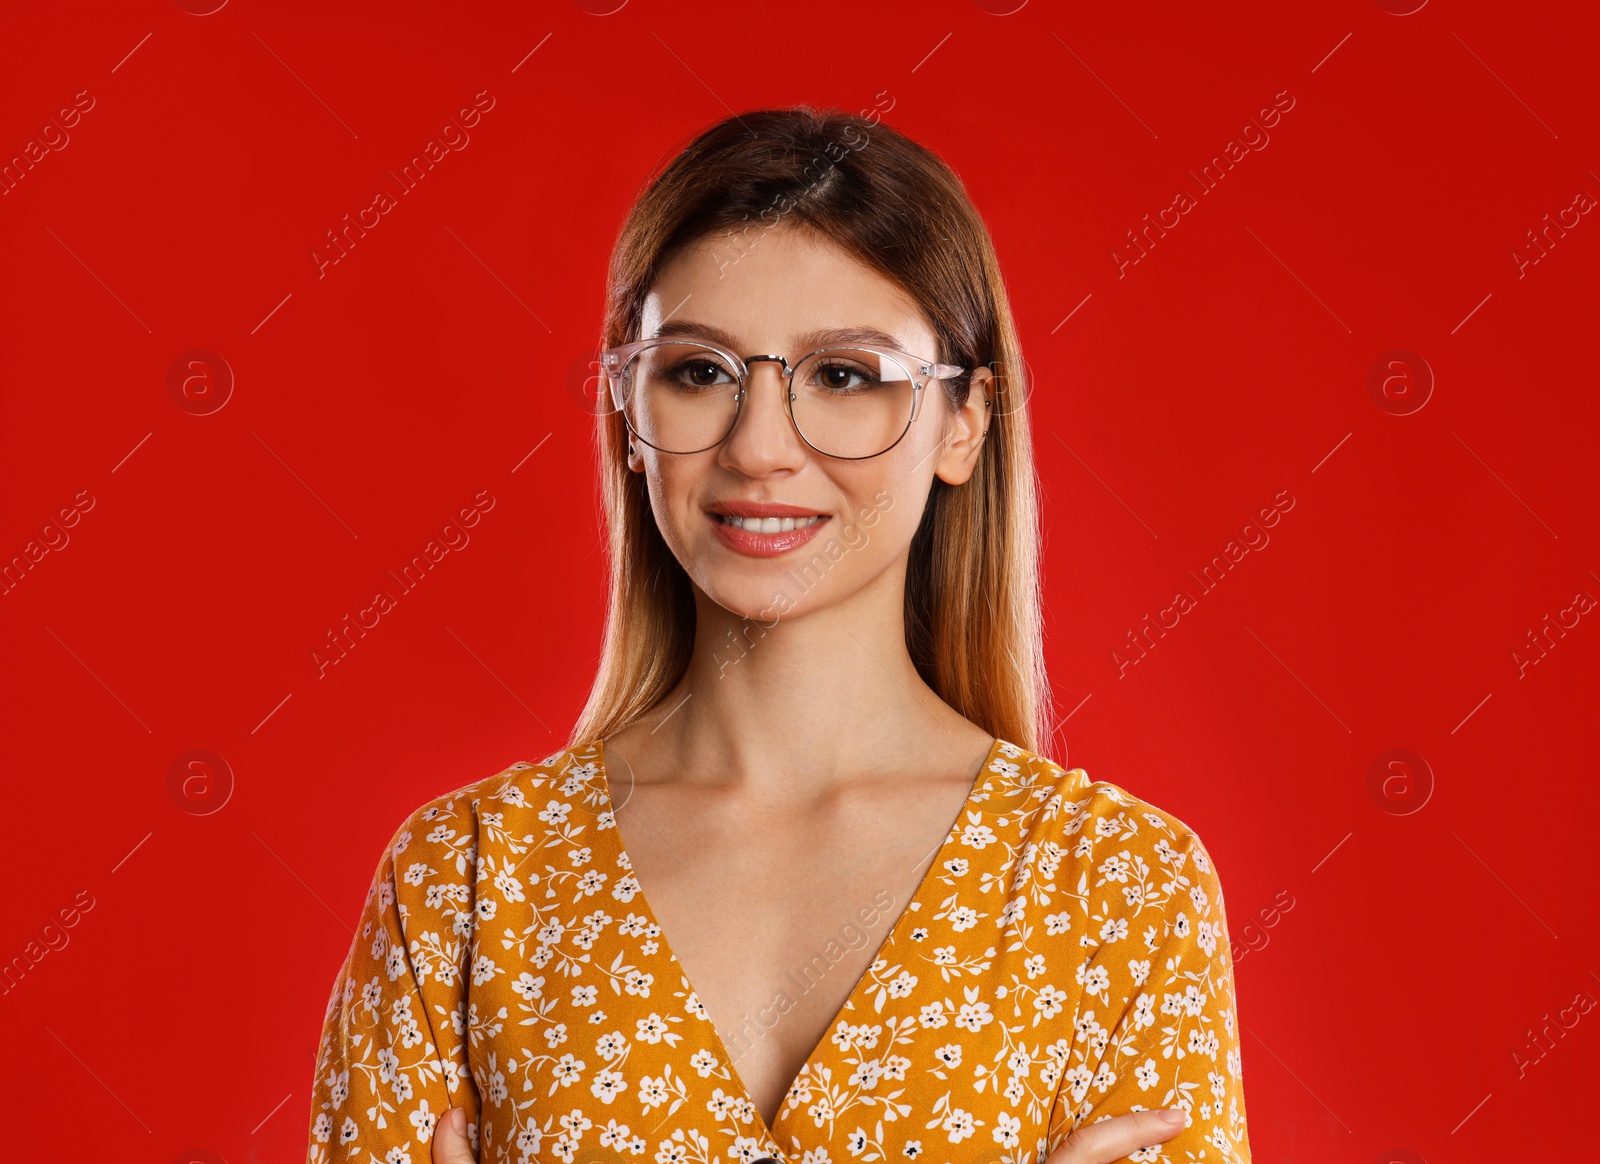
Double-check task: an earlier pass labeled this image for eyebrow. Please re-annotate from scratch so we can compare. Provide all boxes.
[644,320,914,355]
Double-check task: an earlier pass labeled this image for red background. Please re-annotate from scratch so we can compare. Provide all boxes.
[2,1,1596,1161]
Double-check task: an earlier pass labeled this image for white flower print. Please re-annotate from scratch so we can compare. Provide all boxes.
[306,740,1251,1164]
[1097,853,1130,882]
[407,1100,437,1141]
[949,905,980,932]
[1034,984,1068,1019]
[492,867,525,903]
[591,1068,626,1103]
[954,1001,993,1032]
[992,1111,1022,1148]
[940,1107,977,1143]
[1131,993,1155,1031]
[960,821,997,849]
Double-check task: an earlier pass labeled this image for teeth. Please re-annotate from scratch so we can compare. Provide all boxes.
[719,514,823,533]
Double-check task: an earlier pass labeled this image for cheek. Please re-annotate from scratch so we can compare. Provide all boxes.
[641,461,703,551]
[837,492,917,558]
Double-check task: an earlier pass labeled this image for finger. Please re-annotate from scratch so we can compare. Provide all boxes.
[431,1106,476,1164]
[1046,1107,1186,1164]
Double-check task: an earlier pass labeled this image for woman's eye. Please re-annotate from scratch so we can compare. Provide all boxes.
[676,361,726,386]
[816,364,873,391]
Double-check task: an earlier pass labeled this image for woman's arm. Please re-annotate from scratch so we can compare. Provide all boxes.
[1051,803,1253,1163]
[306,805,480,1163]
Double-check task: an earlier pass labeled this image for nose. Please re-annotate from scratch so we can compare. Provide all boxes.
[718,358,807,470]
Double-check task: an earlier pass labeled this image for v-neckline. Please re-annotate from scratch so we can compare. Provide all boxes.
[590,734,1008,1153]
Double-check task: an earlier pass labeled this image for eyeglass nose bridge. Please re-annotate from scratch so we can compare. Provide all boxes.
[729,353,797,411]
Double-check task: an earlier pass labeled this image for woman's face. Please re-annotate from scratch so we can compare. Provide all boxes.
[626,224,991,624]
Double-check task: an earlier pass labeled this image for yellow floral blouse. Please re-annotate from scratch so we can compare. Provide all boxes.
[306,737,1252,1164]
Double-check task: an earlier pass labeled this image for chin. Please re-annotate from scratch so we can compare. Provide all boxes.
[701,577,795,625]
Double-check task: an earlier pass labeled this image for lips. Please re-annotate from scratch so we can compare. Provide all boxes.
[706,500,828,518]
[707,510,829,558]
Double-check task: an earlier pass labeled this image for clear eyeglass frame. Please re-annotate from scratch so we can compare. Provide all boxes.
[597,336,968,460]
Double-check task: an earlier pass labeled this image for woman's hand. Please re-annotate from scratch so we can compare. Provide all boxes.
[429,1104,1187,1164]
[431,1108,474,1164]
[1046,1106,1187,1162]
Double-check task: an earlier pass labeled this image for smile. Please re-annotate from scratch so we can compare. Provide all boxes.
[707,511,830,558]
[716,514,825,532]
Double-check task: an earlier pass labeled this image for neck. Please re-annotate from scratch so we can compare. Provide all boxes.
[638,564,974,792]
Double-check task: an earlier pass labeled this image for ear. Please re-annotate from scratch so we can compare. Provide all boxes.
[933,366,993,487]
[626,435,645,473]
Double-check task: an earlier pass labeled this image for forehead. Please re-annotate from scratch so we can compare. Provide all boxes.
[640,224,936,356]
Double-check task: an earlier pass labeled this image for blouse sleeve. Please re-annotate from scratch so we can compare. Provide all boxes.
[305,802,481,1164]
[1051,794,1252,1163]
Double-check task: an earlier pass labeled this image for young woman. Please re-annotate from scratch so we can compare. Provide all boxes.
[307,106,1252,1164]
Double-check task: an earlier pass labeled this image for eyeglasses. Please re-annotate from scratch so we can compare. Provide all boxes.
[598,336,967,460]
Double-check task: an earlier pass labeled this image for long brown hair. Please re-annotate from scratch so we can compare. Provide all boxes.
[566,105,1052,754]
